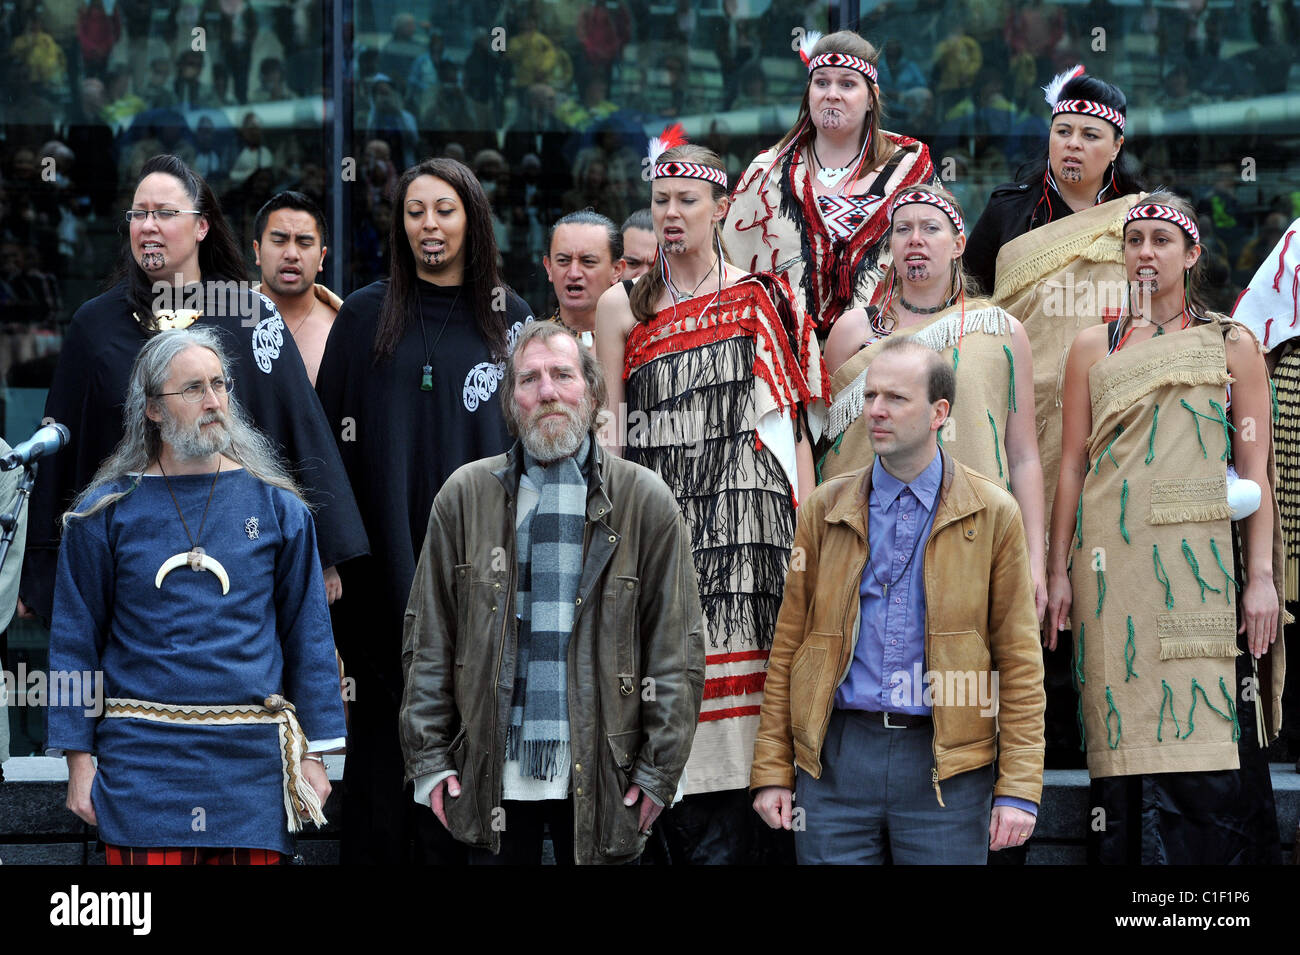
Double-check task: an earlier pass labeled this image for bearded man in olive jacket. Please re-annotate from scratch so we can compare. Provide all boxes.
[399,323,705,865]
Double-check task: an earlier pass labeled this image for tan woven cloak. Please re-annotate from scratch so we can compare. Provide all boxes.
[820,303,1017,488]
[1072,318,1286,778]
[993,195,1139,522]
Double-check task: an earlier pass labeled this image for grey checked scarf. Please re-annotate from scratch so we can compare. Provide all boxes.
[505,435,591,780]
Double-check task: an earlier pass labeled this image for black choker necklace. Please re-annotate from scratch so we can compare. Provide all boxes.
[898,292,957,314]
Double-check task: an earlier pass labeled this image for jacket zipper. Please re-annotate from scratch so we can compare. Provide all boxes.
[491,495,519,842]
[924,496,966,809]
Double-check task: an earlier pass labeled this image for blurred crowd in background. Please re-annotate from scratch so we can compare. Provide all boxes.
[1,0,1299,411]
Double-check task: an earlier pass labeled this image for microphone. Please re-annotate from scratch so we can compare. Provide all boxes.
[1,423,70,471]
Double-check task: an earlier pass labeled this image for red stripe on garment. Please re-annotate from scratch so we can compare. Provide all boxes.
[699,705,763,722]
[704,671,767,700]
[705,650,769,664]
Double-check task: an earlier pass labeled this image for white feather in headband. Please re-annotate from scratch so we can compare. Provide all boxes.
[1042,64,1085,108]
[647,122,687,165]
[798,29,823,66]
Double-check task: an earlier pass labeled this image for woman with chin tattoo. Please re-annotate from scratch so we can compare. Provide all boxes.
[315,157,534,865]
[724,30,935,338]
[821,184,1047,622]
[964,67,1144,780]
[1046,193,1285,864]
[21,154,365,631]
[965,67,1145,526]
[595,137,826,864]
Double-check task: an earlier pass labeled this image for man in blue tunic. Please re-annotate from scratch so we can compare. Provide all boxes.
[46,327,346,865]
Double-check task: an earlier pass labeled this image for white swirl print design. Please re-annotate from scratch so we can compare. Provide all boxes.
[461,317,532,412]
[252,293,285,374]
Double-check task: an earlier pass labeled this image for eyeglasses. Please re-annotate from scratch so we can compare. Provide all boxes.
[154,377,235,403]
[124,209,203,224]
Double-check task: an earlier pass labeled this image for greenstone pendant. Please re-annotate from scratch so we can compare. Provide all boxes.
[421,364,433,391]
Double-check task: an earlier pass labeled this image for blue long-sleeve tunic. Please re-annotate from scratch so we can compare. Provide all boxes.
[46,468,347,855]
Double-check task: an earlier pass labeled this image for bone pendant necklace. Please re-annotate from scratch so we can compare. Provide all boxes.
[154,459,230,595]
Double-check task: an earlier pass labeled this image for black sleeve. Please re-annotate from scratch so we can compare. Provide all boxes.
[226,295,370,568]
[965,184,1028,298]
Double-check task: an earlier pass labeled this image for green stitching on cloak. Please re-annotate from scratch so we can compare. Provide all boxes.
[1124,616,1138,681]
[1104,686,1122,749]
[1003,344,1017,412]
[1119,479,1130,544]
[1209,538,1236,605]
[1145,403,1159,465]
[1153,543,1174,609]
[1182,538,1222,603]
[1157,680,1181,741]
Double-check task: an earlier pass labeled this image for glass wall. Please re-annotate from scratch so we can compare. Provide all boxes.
[2,0,1298,755]
[0,0,331,756]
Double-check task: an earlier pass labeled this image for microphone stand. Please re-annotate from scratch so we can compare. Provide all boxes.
[0,459,36,576]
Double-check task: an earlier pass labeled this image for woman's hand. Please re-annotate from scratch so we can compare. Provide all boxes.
[1045,569,1073,651]
[1240,577,1279,658]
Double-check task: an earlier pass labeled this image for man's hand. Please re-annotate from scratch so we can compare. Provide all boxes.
[16,597,35,620]
[322,565,342,604]
[623,783,663,834]
[66,751,97,826]
[302,757,331,809]
[429,774,460,829]
[752,786,794,830]
[989,805,1036,851]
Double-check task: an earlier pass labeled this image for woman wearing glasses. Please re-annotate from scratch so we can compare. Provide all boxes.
[21,154,366,629]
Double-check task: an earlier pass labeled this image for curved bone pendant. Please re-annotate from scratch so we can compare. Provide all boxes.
[155,547,231,595]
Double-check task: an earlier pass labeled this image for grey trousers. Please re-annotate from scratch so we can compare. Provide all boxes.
[794,708,993,865]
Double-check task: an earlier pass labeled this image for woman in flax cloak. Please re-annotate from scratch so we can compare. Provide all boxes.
[723,29,935,338]
[821,183,1046,622]
[965,66,1144,764]
[1047,192,1286,864]
[595,139,826,863]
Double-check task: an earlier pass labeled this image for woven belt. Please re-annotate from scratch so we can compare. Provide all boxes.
[103,694,326,832]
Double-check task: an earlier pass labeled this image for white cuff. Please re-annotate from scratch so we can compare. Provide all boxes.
[413,769,457,807]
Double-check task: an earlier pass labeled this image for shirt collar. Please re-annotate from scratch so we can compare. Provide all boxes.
[871,449,942,512]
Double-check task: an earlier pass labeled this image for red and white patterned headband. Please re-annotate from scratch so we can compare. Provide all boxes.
[1125,203,1200,245]
[1053,99,1125,132]
[652,160,728,189]
[807,52,878,84]
[889,190,965,235]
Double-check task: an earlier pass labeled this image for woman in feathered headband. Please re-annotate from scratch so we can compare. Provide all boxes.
[963,65,1145,774]
[594,129,826,865]
[723,30,935,337]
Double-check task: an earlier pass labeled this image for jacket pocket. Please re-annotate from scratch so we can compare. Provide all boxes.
[597,729,645,860]
[789,632,836,736]
[927,629,996,749]
[613,576,640,698]
[443,724,487,845]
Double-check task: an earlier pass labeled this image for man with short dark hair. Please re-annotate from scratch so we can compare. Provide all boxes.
[751,338,1045,864]
[542,210,623,347]
[252,191,340,389]
[400,323,705,864]
[619,209,656,279]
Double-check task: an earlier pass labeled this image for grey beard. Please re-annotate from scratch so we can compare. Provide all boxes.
[161,410,231,460]
[519,398,594,463]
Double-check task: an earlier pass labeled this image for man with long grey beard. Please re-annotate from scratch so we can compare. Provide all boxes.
[399,321,705,864]
[46,327,346,865]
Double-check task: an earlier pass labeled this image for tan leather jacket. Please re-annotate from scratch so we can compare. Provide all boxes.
[750,451,1045,805]
[399,439,706,864]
